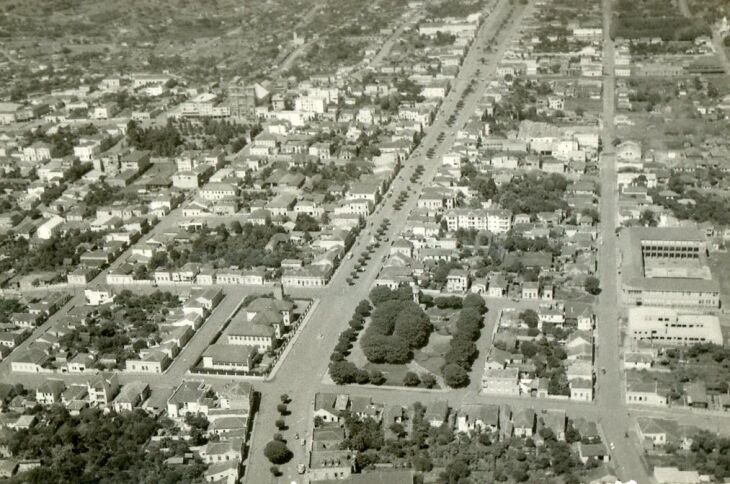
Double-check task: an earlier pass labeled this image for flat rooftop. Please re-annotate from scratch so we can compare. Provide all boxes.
[633,227,707,243]
[644,257,712,280]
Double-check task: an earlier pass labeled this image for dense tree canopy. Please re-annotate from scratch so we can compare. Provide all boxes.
[149,223,301,271]
[442,296,487,387]
[361,295,432,364]
[666,430,730,480]
[360,332,411,364]
[126,120,182,157]
[368,286,413,305]
[0,298,26,323]
[59,290,180,367]
[7,406,205,484]
[611,0,709,40]
[0,229,105,276]
[393,304,432,348]
[442,363,469,388]
[293,213,321,232]
[498,173,568,215]
[654,188,730,227]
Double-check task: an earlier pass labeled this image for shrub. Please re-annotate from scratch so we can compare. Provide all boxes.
[584,276,601,295]
[329,360,360,384]
[354,369,371,385]
[519,309,539,329]
[442,363,469,387]
[434,295,463,309]
[403,372,421,387]
[369,370,385,385]
[334,341,351,355]
[421,373,437,388]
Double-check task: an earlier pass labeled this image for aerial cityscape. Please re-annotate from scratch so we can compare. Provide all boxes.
[0,0,729,482]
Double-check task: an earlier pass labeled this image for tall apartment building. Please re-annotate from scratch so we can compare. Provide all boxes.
[443,208,512,234]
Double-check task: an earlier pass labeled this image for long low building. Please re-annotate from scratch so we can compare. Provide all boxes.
[623,277,720,309]
[627,306,724,346]
[418,21,478,38]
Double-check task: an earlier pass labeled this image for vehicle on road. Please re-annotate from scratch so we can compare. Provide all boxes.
[297,464,306,474]
[295,433,299,439]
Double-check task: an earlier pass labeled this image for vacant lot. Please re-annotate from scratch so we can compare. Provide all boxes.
[710,252,730,308]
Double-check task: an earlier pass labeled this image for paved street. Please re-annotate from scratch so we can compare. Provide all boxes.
[243,1,525,482]
[593,0,650,481]
[369,9,425,68]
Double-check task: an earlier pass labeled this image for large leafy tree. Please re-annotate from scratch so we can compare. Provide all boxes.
[7,407,205,483]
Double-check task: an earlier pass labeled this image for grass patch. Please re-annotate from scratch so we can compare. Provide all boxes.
[363,362,412,386]
[710,252,730,308]
[414,334,451,375]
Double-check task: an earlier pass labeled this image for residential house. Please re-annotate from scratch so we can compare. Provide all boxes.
[35,380,65,405]
[481,368,520,395]
[314,393,349,423]
[456,404,499,434]
[424,400,449,427]
[112,382,151,413]
[86,373,120,406]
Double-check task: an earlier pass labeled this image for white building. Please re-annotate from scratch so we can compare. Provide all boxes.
[294,95,326,114]
[627,306,723,346]
[85,286,115,306]
[199,182,238,201]
[73,139,102,162]
[22,142,52,163]
[444,208,512,234]
[37,215,64,240]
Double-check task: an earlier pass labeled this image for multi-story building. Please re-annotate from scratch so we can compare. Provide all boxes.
[22,142,52,163]
[199,182,238,201]
[86,373,120,406]
[179,93,231,118]
[294,95,327,114]
[639,229,706,259]
[623,228,720,309]
[444,208,512,234]
[481,368,520,395]
[167,380,211,418]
